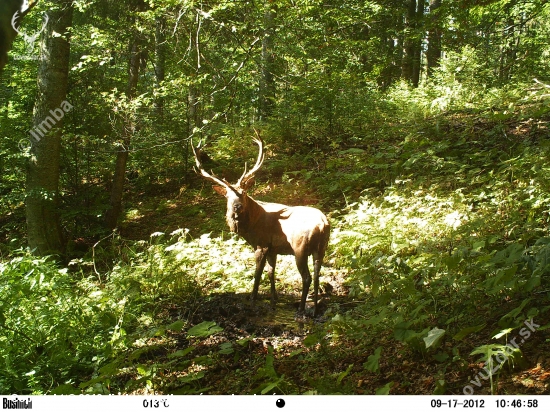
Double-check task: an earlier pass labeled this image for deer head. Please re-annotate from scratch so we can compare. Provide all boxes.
[192,130,265,234]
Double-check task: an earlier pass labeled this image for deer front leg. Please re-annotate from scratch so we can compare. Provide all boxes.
[266,252,278,305]
[251,247,268,304]
[295,253,311,315]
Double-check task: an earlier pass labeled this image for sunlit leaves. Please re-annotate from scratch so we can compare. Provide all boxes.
[423,327,446,349]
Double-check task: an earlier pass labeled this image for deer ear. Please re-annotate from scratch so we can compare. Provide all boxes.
[212,185,227,196]
[241,178,255,191]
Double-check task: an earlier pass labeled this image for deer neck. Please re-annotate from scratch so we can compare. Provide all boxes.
[229,195,263,244]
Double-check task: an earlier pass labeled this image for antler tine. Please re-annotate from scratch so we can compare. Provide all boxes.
[191,139,231,189]
[237,130,265,189]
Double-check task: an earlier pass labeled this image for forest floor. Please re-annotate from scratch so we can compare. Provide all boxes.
[112,170,550,395]
[163,290,550,395]
[110,105,550,394]
[2,105,550,395]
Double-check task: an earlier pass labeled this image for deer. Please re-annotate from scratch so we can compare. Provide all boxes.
[191,131,330,317]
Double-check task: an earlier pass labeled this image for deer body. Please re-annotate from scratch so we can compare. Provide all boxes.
[193,132,330,316]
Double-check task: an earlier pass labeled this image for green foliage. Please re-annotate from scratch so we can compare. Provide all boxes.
[363,347,382,373]
[0,252,119,393]
[187,321,223,338]
[0,231,213,394]
[375,381,393,395]
[2,0,550,395]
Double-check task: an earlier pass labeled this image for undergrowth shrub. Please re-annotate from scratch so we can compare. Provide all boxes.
[385,46,533,120]
[324,110,550,393]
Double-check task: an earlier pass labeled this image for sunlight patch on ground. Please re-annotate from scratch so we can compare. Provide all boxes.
[126,209,144,220]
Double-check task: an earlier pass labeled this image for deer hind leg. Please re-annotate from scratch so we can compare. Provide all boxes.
[311,228,329,317]
[295,253,311,314]
[251,247,268,304]
[312,252,323,317]
[266,252,278,305]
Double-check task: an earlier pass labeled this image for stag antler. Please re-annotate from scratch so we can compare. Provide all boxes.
[191,139,234,191]
[236,129,265,190]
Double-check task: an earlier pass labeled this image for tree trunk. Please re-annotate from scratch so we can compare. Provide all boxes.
[426,0,442,77]
[259,8,276,121]
[401,0,416,83]
[411,0,425,86]
[499,15,519,83]
[104,39,141,230]
[154,15,166,117]
[25,0,72,255]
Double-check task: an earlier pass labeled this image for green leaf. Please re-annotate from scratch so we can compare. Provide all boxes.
[261,379,282,395]
[375,382,392,395]
[237,337,252,346]
[535,322,550,331]
[524,275,541,292]
[363,346,382,373]
[167,320,185,332]
[192,355,214,366]
[218,342,234,355]
[472,241,485,251]
[433,379,447,395]
[424,327,446,349]
[168,346,195,359]
[443,254,462,270]
[178,371,205,383]
[393,321,415,342]
[187,321,223,337]
[79,376,107,389]
[263,347,277,378]
[492,328,513,340]
[129,345,161,360]
[289,348,304,357]
[136,364,150,377]
[453,323,486,341]
[499,298,532,325]
[303,333,322,348]
[339,148,366,155]
[432,352,449,363]
[99,360,120,375]
[470,344,502,360]
[337,364,354,385]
